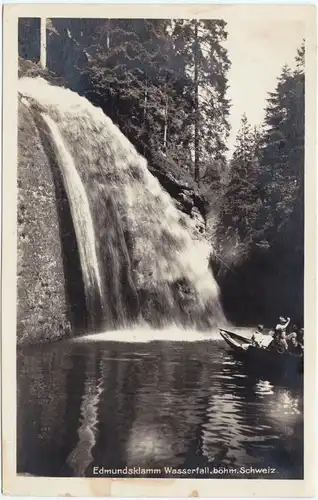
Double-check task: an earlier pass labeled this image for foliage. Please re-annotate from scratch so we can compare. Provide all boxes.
[32,18,231,192]
[171,20,231,188]
[214,44,304,324]
[216,44,304,264]
[18,20,305,323]
[217,115,263,261]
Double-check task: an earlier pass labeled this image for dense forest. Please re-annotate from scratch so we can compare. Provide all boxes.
[18,18,305,326]
[215,45,305,324]
[19,18,230,201]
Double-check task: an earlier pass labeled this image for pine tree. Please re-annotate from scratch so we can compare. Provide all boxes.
[216,43,304,277]
[78,19,187,161]
[200,20,231,187]
[171,19,231,186]
[18,18,41,62]
[217,114,262,257]
[40,18,47,69]
[259,54,304,244]
[21,17,231,191]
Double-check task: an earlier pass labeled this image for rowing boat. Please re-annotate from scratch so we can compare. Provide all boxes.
[219,328,303,377]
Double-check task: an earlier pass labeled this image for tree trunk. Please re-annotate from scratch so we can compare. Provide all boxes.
[163,92,168,153]
[194,20,200,186]
[40,17,47,70]
[142,78,148,156]
[144,78,148,121]
[106,20,111,49]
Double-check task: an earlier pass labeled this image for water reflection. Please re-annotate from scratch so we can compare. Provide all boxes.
[66,350,104,476]
[17,339,303,478]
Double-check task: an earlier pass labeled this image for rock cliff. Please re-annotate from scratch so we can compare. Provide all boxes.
[17,101,72,343]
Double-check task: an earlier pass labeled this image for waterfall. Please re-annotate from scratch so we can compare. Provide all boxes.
[19,76,225,334]
[41,114,104,329]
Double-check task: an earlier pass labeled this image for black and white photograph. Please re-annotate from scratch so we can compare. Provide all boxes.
[1,3,317,497]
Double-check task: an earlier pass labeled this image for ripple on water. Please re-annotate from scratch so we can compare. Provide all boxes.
[17,337,303,478]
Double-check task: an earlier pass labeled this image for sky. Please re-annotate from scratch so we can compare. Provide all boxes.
[224,17,305,156]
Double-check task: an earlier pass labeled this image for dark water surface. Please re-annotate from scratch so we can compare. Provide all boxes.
[17,338,303,479]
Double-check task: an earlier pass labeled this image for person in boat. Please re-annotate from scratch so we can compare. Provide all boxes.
[297,327,304,347]
[251,325,264,347]
[271,316,290,352]
[275,316,291,334]
[287,324,298,341]
[287,327,299,354]
[255,324,264,335]
[292,327,304,354]
[286,326,304,355]
[277,330,289,352]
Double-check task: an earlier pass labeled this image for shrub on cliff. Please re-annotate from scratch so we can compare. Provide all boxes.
[19,57,67,88]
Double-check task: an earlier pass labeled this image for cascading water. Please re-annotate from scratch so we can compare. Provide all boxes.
[19,76,225,335]
[42,114,104,329]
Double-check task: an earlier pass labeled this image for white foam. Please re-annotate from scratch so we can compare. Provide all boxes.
[70,325,221,344]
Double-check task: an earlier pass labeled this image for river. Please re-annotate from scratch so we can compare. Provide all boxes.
[17,335,303,479]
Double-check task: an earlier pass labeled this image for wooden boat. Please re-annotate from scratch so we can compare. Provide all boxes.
[219,328,303,377]
[219,329,254,350]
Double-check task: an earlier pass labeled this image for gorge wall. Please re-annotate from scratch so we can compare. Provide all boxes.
[17,101,72,343]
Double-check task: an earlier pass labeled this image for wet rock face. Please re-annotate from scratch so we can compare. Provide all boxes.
[17,102,72,344]
[147,151,208,234]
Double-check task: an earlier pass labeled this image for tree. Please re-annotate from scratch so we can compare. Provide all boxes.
[216,114,262,259]
[19,18,41,62]
[19,17,231,196]
[78,20,185,160]
[218,43,305,261]
[40,18,47,69]
[171,19,231,185]
[259,54,304,246]
[214,44,305,325]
